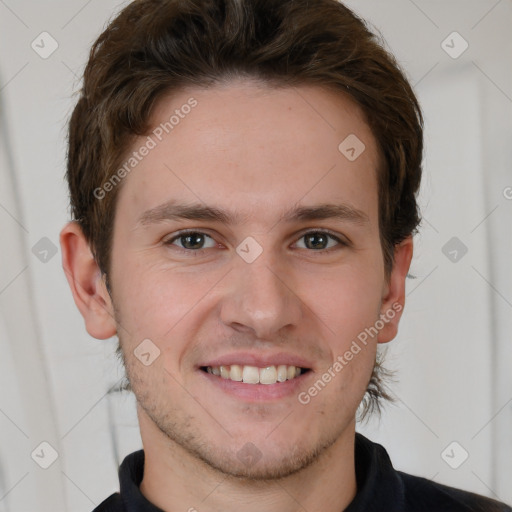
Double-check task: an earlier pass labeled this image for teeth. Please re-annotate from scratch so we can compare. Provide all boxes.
[230,364,243,381]
[242,366,260,384]
[259,366,277,385]
[277,364,288,382]
[205,364,305,384]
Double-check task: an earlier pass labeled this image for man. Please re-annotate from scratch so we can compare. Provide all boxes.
[59,0,512,510]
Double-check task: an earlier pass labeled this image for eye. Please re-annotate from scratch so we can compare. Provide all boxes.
[163,229,347,255]
[164,231,217,251]
[294,230,346,251]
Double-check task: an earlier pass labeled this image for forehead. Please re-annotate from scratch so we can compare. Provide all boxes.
[115,79,381,227]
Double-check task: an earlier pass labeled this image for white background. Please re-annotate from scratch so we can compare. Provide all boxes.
[0,1,511,511]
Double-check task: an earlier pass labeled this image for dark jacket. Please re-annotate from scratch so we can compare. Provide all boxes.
[92,433,512,512]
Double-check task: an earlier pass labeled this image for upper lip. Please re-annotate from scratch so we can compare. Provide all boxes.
[199,352,313,370]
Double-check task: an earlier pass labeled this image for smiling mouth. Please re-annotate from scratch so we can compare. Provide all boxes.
[200,364,310,385]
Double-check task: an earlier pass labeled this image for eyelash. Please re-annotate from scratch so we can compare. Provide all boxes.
[163,229,348,255]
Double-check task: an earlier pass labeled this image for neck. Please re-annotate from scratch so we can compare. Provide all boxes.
[138,409,357,512]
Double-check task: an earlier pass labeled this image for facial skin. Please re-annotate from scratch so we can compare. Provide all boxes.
[60,78,412,512]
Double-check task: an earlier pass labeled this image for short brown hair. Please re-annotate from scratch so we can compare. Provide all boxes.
[66,0,423,418]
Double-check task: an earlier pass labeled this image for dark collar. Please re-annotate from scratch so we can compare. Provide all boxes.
[345,433,405,511]
[119,449,163,511]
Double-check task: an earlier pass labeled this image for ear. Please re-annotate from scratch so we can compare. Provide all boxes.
[377,236,413,344]
[59,221,117,339]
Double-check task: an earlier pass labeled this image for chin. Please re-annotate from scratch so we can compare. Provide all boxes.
[195,445,323,481]
[175,426,342,482]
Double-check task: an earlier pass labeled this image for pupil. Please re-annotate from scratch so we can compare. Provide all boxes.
[183,233,204,249]
[306,233,327,250]
[179,233,328,250]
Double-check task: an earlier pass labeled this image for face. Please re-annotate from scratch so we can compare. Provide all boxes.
[100,79,406,479]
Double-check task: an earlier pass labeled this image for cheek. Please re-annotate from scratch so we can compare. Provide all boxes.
[304,263,382,338]
[112,259,223,341]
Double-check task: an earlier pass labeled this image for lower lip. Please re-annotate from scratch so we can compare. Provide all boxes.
[198,368,311,401]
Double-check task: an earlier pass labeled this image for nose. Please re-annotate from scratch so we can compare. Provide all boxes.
[219,251,303,340]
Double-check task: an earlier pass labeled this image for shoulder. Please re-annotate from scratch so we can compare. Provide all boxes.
[398,471,512,512]
[91,492,124,512]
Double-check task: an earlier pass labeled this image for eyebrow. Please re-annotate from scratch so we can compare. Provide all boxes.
[135,200,370,228]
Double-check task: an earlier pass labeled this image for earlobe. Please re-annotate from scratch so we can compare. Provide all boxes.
[377,236,414,344]
[59,221,117,340]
